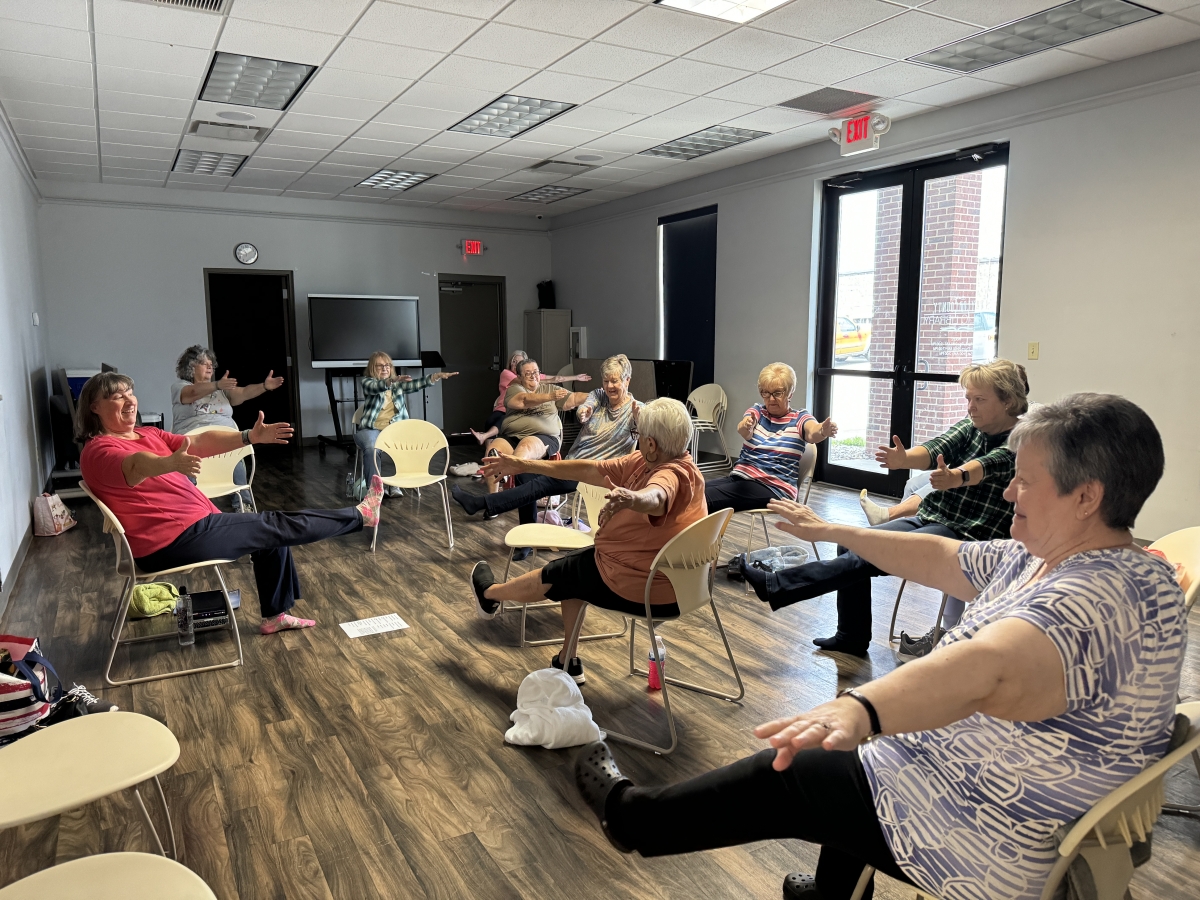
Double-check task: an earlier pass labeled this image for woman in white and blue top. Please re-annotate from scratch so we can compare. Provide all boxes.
[573,393,1184,900]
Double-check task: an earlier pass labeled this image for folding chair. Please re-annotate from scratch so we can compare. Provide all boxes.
[81,482,243,686]
[185,425,257,512]
[372,419,453,552]
[686,384,732,474]
[888,581,951,643]
[572,508,741,755]
[0,852,216,899]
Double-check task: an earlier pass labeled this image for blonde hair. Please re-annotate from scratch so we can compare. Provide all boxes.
[364,351,393,378]
[507,350,528,373]
[600,354,632,382]
[757,362,796,396]
[959,358,1030,416]
[638,397,693,459]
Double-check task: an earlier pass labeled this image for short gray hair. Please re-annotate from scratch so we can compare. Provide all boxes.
[600,354,632,382]
[1008,393,1163,530]
[515,358,539,378]
[638,397,693,459]
[175,345,215,382]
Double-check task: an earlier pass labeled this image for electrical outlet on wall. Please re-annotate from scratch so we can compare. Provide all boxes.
[32,312,39,326]
[1027,342,1039,360]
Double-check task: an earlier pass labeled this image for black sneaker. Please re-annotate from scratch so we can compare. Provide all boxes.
[897,626,943,663]
[511,547,533,562]
[551,652,586,685]
[725,553,746,582]
[471,562,500,619]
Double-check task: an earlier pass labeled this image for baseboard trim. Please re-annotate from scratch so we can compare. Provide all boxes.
[0,523,34,623]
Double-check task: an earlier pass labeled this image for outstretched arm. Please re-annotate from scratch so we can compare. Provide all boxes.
[480,454,603,486]
[184,412,294,458]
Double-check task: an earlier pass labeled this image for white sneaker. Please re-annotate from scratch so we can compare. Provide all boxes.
[859,489,890,527]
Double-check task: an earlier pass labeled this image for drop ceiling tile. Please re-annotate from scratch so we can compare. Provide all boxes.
[597,5,732,55]
[1063,14,1200,61]
[589,84,692,115]
[456,23,584,68]
[306,68,411,103]
[265,128,344,149]
[92,0,220,49]
[707,72,821,105]
[613,153,684,171]
[656,95,758,125]
[550,42,671,82]
[101,141,175,160]
[26,147,98,166]
[373,102,463,130]
[0,51,92,88]
[456,187,517,199]
[0,20,92,62]
[766,45,889,84]
[505,137,575,157]
[94,34,210,77]
[386,194,438,205]
[753,0,901,43]
[499,0,642,39]
[283,189,340,198]
[338,136,420,157]
[218,20,340,66]
[0,78,92,109]
[96,66,198,99]
[617,116,704,139]
[502,168,569,183]
[420,130,506,151]
[503,122,599,149]
[422,55,538,92]
[226,185,285,195]
[98,110,184,134]
[0,0,87,30]
[685,27,818,70]
[103,155,171,171]
[403,145,480,164]
[447,161,517,180]
[900,76,1006,107]
[616,170,681,187]
[168,177,231,191]
[352,3,485,52]
[917,1,1058,28]
[460,153,530,173]
[721,106,820,131]
[633,58,747,96]
[277,112,363,136]
[513,70,619,105]
[102,166,167,179]
[323,149,397,168]
[97,91,192,118]
[326,38,445,80]
[32,160,98,174]
[434,173,492,186]
[557,171,635,186]
[402,182,472,199]
[20,134,94,154]
[37,173,101,183]
[98,126,176,147]
[395,81,498,114]
[391,157,458,174]
[837,62,957,96]
[229,0,373,35]
[311,161,378,177]
[4,100,96,126]
[1174,5,1200,24]
[335,191,391,202]
[288,92,389,120]
[243,155,316,172]
[253,142,328,161]
[575,132,656,153]
[288,173,363,192]
[13,118,96,141]
[105,174,167,185]
[551,105,644,133]
[870,97,936,119]
[972,48,1105,86]
[354,120,439,143]
[835,10,981,59]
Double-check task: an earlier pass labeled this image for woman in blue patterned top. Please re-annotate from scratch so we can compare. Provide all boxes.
[573,393,1183,900]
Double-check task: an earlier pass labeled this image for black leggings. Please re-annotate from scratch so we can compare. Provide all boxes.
[484,473,579,525]
[607,747,910,900]
[136,509,363,618]
[704,475,779,513]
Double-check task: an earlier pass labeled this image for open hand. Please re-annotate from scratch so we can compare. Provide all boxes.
[597,477,636,530]
[169,436,202,477]
[815,417,838,440]
[249,410,293,445]
[875,435,908,469]
[929,454,962,490]
[479,452,525,480]
[264,370,284,391]
[217,370,238,392]
[576,374,591,382]
[754,696,873,770]
[766,499,829,542]
[432,371,459,383]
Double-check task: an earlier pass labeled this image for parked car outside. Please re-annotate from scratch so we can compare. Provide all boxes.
[835,316,872,361]
[972,310,997,362]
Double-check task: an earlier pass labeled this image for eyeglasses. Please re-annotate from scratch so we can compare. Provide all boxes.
[759,389,789,401]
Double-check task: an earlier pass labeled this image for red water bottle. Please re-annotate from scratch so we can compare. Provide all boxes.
[647,636,667,691]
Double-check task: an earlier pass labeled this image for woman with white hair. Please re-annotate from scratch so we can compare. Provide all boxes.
[469,397,706,683]
[705,362,838,513]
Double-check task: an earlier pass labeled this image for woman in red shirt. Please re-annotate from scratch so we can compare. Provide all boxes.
[77,373,384,634]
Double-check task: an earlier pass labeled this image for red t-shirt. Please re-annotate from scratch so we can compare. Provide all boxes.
[80,428,219,558]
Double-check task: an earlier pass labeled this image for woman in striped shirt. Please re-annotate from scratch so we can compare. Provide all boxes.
[705,362,837,512]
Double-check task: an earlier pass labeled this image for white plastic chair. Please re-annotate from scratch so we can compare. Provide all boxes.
[738,442,821,592]
[569,508,741,756]
[499,481,629,648]
[686,384,732,474]
[81,481,244,686]
[849,701,1200,900]
[1,712,181,860]
[371,419,453,552]
[0,852,217,899]
[185,425,256,512]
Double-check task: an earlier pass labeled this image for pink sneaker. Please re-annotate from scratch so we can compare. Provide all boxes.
[260,613,316,634]
[357,475,384,527]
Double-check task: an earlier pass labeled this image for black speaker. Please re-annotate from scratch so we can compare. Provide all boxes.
[536,280,556,309]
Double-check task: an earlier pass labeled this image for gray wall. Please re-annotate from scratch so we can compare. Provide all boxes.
[550,40,1200,540]
[37,199,551,439]
[0,121,50,597]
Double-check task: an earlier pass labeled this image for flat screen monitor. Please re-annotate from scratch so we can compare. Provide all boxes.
[308,294,421,368]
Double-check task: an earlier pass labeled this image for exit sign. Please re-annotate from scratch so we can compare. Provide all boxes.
[463,239,483,255]
[835,113,890,157]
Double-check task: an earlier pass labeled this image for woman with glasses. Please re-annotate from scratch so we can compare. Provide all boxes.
[705,362,837,513]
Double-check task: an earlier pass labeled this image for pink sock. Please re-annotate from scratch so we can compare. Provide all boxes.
[357,475,383,527]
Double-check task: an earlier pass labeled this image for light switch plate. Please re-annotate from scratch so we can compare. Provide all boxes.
[1027,342,1039,360]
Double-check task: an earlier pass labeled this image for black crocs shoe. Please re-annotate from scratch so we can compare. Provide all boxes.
[471,561,500,619]
[812,633,869,658]
[782,873,818,898]
[574,741,633,854]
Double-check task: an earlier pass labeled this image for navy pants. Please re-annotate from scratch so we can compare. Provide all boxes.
[704,475,778,513]
[762,517,959,645]
[136,509,363,618]
[608,747,910,900]
[485,473,579,525]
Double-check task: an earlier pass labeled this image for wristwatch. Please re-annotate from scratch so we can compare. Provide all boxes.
[956,467,968,487]
[838,689,882,737]
[240,429,252,445]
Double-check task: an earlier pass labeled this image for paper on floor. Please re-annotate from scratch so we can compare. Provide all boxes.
[339,613,409,638]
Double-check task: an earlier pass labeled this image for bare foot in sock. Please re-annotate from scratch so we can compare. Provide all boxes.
[859,489,890,527]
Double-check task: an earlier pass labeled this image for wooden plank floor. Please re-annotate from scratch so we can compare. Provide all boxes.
[2,446,1199,899]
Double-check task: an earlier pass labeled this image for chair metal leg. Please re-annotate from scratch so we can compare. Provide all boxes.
[246,487,258,514]
[887,579,908,643]
[134,786,167,856]
[849,866,876,900]
[1163,748,1200,818]
[498,548,627,648]
[439,481,454,549]
[933,592,950,634]
[153,774,178,860]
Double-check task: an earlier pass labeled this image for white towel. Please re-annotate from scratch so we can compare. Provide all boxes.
[504,669,603,750]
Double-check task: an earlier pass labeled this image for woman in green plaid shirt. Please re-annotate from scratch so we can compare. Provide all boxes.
[741,359,1029,657]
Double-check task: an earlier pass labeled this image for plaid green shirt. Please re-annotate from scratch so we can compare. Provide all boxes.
[358,375,434,431]
[917,418,1015,542]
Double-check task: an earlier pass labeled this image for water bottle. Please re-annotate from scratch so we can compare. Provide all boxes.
[647,636,667,691]
[176,584,195,646]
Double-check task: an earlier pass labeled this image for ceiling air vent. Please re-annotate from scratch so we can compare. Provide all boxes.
[527,160,595,176]
[777,88,880,117]
[121,0,231,12]
[188,120,270,142]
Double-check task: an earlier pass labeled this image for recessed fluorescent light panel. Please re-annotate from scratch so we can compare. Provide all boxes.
[201,52,315,110]
[450,95,575,138]
[172,149,246,176]
[640,125,768,160]
[357,169,435,190]
[910,0,1158,73]
[654,0,791,23]
[511,185,590,203]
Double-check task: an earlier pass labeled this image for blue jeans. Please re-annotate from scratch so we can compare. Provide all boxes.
[355,428,384,481]
[902,472,965,629]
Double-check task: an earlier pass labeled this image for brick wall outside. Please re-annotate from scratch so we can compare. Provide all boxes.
[864,186,903,458]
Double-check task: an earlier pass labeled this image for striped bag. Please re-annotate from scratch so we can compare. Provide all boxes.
[0,635,62,737]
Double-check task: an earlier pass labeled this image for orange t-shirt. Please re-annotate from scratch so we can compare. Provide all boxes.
[593,452,708,604]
